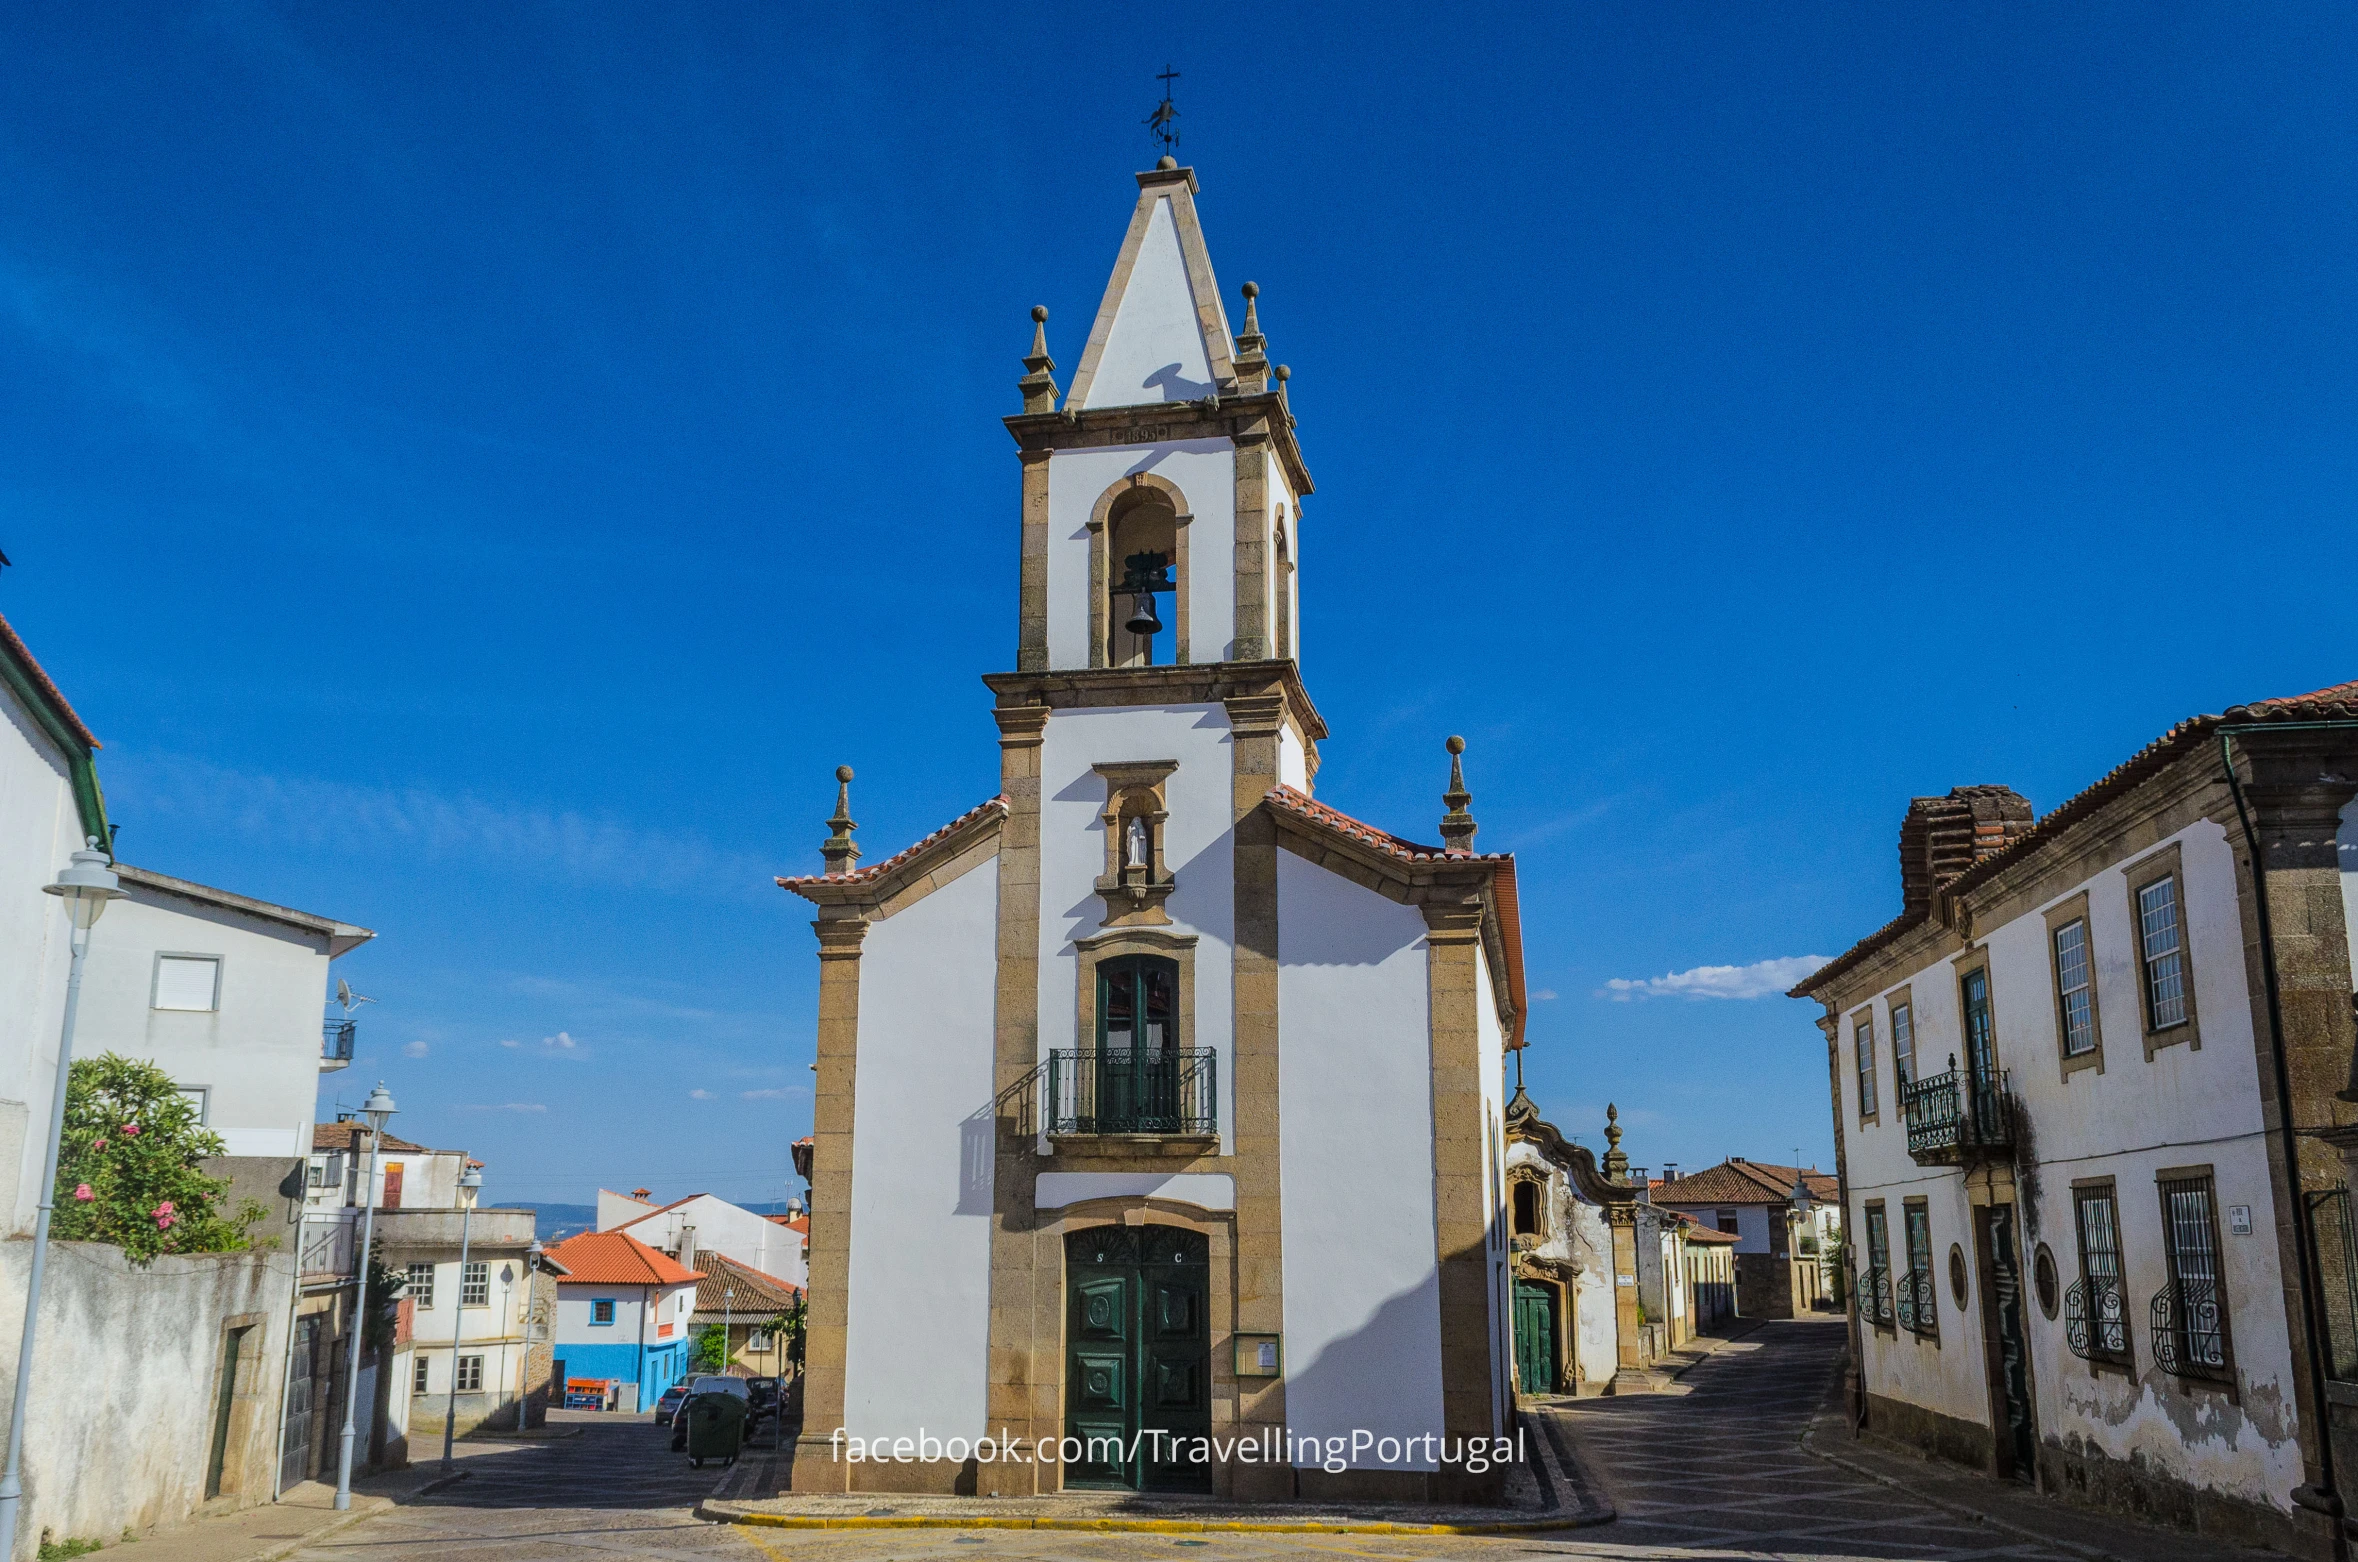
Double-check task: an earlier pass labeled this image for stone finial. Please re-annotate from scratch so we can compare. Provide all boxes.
[820,765,861,876]
[1603,1103,1629,1180]
[1439,735,1477,853]
[1234,282,1268,394]
[1157,155,1178,171]
[1018,305,1060,414]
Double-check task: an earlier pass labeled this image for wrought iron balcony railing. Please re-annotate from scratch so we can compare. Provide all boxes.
[1046,1049,1216,1138]
[322,1018,356,1066]
[2065,1275,2131,1364]
[2151,1279,2231,1381]
[1894,1266,1939,1339]
[1860,1264,1895,1328]
[1900,1054,2011,1164]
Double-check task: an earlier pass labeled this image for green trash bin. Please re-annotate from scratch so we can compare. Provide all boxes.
[684,1391,748,1467]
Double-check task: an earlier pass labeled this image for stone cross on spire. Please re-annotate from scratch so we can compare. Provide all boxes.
[1439,735,1477,853]
[820,765,860,876]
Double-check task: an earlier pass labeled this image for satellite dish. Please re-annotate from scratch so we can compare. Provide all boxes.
[335,978,378,1013]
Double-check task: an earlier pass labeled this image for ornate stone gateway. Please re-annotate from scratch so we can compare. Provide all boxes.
[1064,1226,1211,1492]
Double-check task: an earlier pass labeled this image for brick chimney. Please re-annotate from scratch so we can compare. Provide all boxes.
[677,1223,698,1271]
[1898,785,2035,919]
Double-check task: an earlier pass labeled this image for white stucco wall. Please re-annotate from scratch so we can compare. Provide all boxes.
[1652,1201,1774,1254]
[843,852,999,1443]
[613,1193,808,1288]
[1079,195,1219,410]
[1045,442,1239,671]
[2340,797,2357,986]
[1275,850,1445,1466]
[72,883,339,1159]
[0,684,91,1237]
[1474,947,1511,1434]
[1841,817,2298,1511]
[1037,705,1236,1152]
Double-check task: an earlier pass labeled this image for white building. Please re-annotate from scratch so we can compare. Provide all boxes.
[0,609,374,1547]
[1794,683,2358,1560]
[596,1188,808,1289]
[1649,1158,1839,1317]
[778,157,1529,1505]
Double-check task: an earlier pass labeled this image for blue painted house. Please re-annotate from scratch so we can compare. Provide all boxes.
[546,1229,704,1411]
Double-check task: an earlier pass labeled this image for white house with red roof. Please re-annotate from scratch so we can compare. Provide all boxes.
[775,158,1529,1506]
[594,1187,807,1289]
[545,1229,704,1412]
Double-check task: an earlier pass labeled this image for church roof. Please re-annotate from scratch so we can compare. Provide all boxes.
[1264,784,1528,1049]
[777,795,1009,893]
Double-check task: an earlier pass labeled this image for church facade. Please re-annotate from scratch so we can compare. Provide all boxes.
[779,158,1529,1504]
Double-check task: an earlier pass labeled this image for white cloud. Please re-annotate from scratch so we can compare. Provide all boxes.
[689,1089,716,1101]
[1531,988,1558,1002]
[740,1087,810,1102]
[546,1032,577,1051]
[461,1102,549,1114]
[1599,955,1829,1002]
[499,1038,521,1049]
[401,1040,430,1058]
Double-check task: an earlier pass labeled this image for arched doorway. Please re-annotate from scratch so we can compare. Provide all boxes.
[1065,1225,1211,1492]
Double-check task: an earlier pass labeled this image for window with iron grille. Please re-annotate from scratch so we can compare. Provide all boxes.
[2153,1172,2231,1380]
[1862,1204,1894,1328]
[456,1355,483,1393]
[1899,1203,1938,1340]
[406,1263,435,1310]
[1855,1012,1878,1120]
[462,1260,490,1307]
[2053,918,2097,1057]
[2137,876,2189,1031]
[1890,1001,1915,1087]
[2068,1186,2131,1366]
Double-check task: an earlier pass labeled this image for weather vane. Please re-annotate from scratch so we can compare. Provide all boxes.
[1146,65,1180,158]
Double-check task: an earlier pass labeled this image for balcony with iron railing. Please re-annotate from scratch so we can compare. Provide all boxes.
[2151,1279,2232,1383]
[1044,1049,1217,1149]
[2065,1275,2132,1367]
[322,1018,356,1071]
[1900,1053,2012,1166]
[1859,1264,1895,1329]
[1894,1266,1939,1339]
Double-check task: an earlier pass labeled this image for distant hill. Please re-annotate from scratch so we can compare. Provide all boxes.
[505,1197,801,1244]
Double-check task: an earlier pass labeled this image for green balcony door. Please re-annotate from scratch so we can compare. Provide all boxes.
[1096,956,1179,1132]
[1513,1280,1559,1395]
[1064,1225,1210,1491]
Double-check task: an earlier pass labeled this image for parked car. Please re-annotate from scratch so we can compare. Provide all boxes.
[652,1380,695,1427]
[668,1375,751,1451]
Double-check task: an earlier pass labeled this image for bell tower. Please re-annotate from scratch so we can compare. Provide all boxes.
[1003,159,1314,679]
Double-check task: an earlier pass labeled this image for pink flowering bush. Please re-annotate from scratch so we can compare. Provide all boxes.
[51,1054,263,1262]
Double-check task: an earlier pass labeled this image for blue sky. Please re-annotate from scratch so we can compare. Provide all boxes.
[4,5,2353,1204]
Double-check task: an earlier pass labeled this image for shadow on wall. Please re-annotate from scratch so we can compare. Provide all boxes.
[957,1106,992,1217]
[1143,363,1214,400]
[1281,1272,1449,1471]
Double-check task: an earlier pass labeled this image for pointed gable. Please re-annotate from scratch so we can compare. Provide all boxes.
[1066,164,1238,410]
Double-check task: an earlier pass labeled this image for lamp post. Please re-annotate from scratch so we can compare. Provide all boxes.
[0,841,123,1558]
[334,1081,397,1510]
[438,1166,482,1471]
[494,1265,514,1437]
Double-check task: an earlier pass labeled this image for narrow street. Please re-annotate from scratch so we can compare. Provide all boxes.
[281,1320,2263,1562]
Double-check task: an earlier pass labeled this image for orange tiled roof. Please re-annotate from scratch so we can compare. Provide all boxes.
[777,796,1009,890]
[692,1252,802,1313]
[313,1122,433,1154]
[546,1230,704,1286]
[1796,678,2358,999]
[1652,1160,1836,1207]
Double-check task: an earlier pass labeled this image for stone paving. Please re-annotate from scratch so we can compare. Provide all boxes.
[269,1322,2277,1562]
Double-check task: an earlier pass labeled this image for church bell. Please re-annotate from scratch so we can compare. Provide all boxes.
[1124,590,1164,637]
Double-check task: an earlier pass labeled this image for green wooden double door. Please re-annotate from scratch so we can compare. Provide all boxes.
[1065,1226,1211,1492]
[1513,1279,1559,1395]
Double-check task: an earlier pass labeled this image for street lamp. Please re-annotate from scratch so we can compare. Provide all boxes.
[0,841,122,1558]
[334,1081,397,1510]
[439,1166,482,1471]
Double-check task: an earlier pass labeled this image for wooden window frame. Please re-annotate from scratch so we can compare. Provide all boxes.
[2068,1177,2134,1376]
[455,1354,484,1394]
[2125,842,2202,1057]
[591,1298,615,1326]
[1902,1198,1940,1344]
[1853,1007,1879,1125]
[413,1355,429,1395]
[2044,891,2105,1079]
[1863,1200,1895,1335]
[1887,988,1916,1091]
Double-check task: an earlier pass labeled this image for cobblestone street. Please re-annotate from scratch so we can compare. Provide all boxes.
[284,1323,2261,1562]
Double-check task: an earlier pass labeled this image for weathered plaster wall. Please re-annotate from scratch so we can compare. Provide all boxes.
[1841,817,2296,1512]
[1037,705,1236,1152]
[1275,850,1444,1466]
[844,853,999,1444]
[0,1240,291,1557]
[1502,1139,1615,1390]
[1045,442,1238,670]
